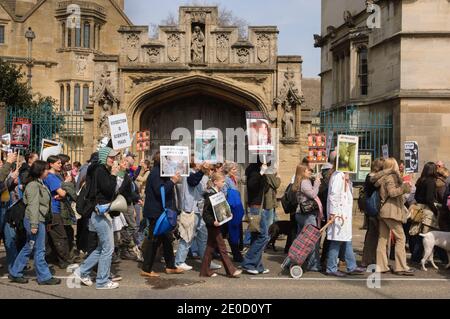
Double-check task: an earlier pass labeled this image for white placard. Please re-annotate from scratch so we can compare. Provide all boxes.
[382,144,389,159]
[194,130,219,164]
[246,111,274,154]
[108,113,131,150]
[1,134,11,152]
[160,146,190,177]
[40,139,63,161]
[336,135,359,173]
[209,192,232,226]
[404,141,419,173]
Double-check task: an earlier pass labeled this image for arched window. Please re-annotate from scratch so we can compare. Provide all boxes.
[61,22,66,47]
[83,22,90,48]
[60,85,65,111]
[358,47,368,96]
[83,85,89,110]
[66,84,71,111]
[74,84,80,111]
[75,26,81,47]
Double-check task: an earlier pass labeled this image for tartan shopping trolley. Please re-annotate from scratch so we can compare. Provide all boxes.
[281,216,342,279]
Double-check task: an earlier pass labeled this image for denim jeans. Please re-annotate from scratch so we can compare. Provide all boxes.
[1,204,18,272]
[79,213,114,288]
[134,204,144,245]
[263,208,277,229]
[176,213,207,265]
[10,218,52,283]
[326,240,357,273]
[241,208,270,272]
[294,212,321,271]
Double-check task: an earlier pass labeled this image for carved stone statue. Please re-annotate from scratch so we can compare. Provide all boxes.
[282,102,295,139]
[191,26,205,63]
[99,99,113,139]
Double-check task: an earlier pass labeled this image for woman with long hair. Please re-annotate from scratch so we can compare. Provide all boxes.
[371,158,413,275]
[410,162,439,263]
[291,165,322,271]
[9,160,61,285]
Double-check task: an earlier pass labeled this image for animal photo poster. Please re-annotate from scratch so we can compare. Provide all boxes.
[336,135,359,174]
[160,146,190,177]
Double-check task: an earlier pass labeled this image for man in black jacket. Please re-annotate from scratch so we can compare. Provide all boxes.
[140,151,183,277]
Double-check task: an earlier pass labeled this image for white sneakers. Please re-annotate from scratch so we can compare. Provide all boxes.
[96,281,119,290]
[210,262,222,270]
[72,269,93,287]
[72,267,119,289]
[245,269,269,275]
[177,263,193,271]
[245,269,259,275]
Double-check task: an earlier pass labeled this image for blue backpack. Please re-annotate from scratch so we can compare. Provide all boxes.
[365,190,381,217]
[153,186,178,236]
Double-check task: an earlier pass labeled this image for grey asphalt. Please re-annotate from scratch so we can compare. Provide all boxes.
[0,213,449,299]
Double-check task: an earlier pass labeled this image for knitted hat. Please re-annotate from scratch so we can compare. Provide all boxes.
[98,147,119,165]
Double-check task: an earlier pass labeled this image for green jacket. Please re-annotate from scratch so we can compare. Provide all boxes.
[23,180,51,229]
[60,181,77,225]
[0,162,12,183]
[263,174,281,210]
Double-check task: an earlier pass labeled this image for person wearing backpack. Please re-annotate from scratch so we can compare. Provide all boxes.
[72,146,122,289]
[361,158,384,267]
[8,160,61,285]
[371,157,413,275]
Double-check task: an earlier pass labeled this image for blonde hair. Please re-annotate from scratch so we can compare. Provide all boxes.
[292,165,310,193]
[223,161,237,175]
[383,157,399,172]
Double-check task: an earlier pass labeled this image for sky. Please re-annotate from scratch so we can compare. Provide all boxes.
[124,0,321,78]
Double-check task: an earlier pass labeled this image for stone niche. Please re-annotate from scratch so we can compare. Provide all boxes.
[272,57,305,145]
[117,6,279,67]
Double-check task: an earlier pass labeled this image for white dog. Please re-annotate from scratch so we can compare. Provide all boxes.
[419,231,450,271]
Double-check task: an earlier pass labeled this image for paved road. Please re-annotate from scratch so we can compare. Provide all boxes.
[0,213,449,299]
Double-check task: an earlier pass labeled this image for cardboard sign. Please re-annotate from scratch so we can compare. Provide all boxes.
[11,117,32,149]
[209,192,232,226]
[108,113,131,150]
[336,135,359,174]
[136,130,150,152]
[1,134,11,152]
[194,130,219,164]
[40,139,62,161]
[358,151,372,181]
[307,133,327,163]
[404,141,419,173]
[246,111,274,154]
[382,144,389,159]
[160,146,190,177]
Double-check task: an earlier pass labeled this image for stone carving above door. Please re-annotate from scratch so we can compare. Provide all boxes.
[216,33,229,63]
[257,34,270,63]
[167,33,181,62]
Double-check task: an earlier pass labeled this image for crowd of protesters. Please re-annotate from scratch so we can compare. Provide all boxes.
[0,143,448,289]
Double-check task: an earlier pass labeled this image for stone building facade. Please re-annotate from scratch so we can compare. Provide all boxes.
[316,0,450,169]
[0,2,316,190]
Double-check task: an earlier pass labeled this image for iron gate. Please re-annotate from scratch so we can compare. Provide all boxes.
[319,105,393,160]
[5,103,85,162]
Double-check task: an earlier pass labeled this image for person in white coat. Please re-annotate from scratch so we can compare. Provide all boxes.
[326,168,365,277]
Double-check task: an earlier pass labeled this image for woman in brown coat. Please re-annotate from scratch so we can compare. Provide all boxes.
[370,158,414,276]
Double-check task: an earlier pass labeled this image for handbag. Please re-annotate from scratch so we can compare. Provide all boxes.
[153,186,178,236]
[299,198,319,214]
[247,185,266,234]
